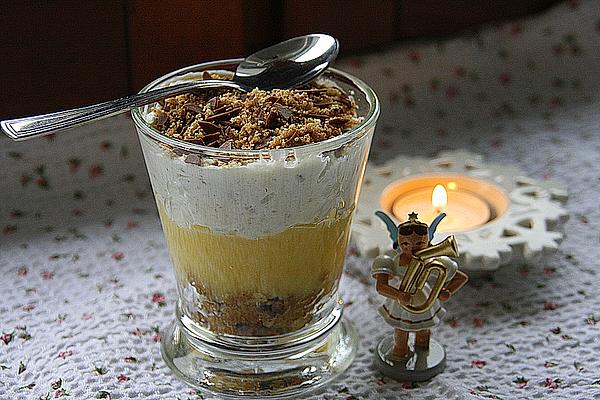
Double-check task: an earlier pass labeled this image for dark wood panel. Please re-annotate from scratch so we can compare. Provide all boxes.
[282,0,397,54]
[128,0,246,90]
[0,1,128,118]
[242,0,282,54]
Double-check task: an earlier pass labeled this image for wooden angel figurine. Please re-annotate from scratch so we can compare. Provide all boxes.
[371,211,468,381]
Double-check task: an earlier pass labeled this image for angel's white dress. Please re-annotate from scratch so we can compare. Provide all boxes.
[371,252,457,331]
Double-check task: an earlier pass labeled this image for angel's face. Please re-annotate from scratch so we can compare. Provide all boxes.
[398,233,428,257]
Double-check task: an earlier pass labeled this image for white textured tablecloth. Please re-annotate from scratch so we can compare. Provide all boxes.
[2,2,600,399]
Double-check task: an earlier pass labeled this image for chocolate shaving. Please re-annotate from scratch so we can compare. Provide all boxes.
[208,96,219,109]
[172,147,188,157]
[155,112,168,127]
[328,117,351,127]
[265,104,293,128]
[184,103,203,114]
[186,138,205,144]
[202,71,212,80]
[275,104,292,120]
[327,117,351,128]
[255,141,271,149]
[203,131,221,139]
[210,105,230,115]
[337,96,353,107]
[219,140,233,149]
[314,101,333,107]
[184,153,202,165]
[205,107,241,122]
[198,121,221,134]
[265,110,278,128]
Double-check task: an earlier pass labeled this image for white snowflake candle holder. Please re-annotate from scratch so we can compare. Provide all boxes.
[352,150,569,271]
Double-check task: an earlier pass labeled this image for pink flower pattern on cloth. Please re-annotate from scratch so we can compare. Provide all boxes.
[2,1,600,398]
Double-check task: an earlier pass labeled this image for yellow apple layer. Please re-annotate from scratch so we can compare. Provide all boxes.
[158,204,353,335]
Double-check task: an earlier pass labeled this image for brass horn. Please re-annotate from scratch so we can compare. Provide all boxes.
[398,236,459,314]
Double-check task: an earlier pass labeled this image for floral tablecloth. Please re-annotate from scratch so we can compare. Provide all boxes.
[2,1,600,399]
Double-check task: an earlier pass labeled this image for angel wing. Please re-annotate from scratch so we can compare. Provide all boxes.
[428,212,446,241]
[374,211,399,250]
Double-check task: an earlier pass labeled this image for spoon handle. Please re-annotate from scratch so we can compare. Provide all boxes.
[1,80,248,141]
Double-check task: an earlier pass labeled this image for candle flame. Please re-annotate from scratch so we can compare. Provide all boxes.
[432,184,447,211]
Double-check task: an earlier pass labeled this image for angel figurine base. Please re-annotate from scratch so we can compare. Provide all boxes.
[374,335,446,382]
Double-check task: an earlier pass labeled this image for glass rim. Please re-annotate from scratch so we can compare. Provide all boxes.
[131,58,380,157]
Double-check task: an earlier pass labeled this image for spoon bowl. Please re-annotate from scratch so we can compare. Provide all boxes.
[235,34,338,90]
[1,34,339,141]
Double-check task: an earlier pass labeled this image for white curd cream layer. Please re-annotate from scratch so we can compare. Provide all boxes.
[139,133,368,239]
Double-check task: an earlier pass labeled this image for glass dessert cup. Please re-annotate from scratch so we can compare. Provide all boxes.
[132,59,379,398]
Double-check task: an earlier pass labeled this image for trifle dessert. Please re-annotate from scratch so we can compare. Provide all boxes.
[132,59,379,396]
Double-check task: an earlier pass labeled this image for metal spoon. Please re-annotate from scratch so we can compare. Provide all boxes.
[2,34,339,141]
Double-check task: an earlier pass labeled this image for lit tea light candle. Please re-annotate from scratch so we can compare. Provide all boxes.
[391,183,490,232]
[380,175,506,233]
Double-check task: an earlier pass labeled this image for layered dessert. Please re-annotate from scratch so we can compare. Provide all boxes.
[139,72,368,336]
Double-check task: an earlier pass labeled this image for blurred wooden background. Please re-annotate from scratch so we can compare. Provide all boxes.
[1,0,558,118]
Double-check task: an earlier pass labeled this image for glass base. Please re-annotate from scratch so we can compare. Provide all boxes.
[161,307,358,398]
